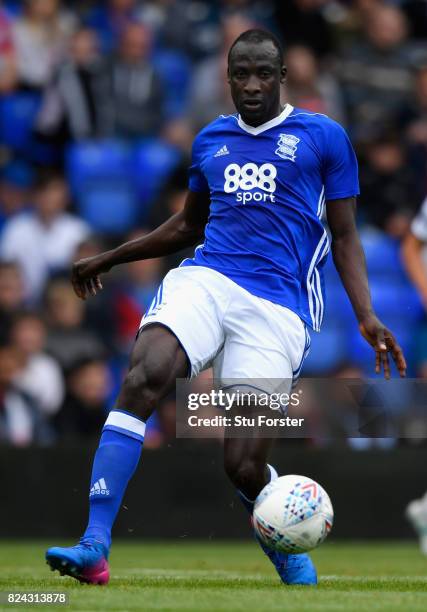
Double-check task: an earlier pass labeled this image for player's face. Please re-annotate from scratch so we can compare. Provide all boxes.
[228,40,286,126]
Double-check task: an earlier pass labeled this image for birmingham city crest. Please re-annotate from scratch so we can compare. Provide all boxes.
[275,133,300,162]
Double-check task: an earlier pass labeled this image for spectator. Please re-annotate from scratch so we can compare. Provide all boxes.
[0,260,25,344]
[0,160,33,233]
[0,345,53,446]
[275,0,336,59]
[9,311,65,416]
[113,229,162,348]
[338,4,425,140]
[97,21,165,138]
[36,28,102,142]
[402,194,427,310]
[54,358,111,439]
[284,45,346,124]
[148,159,193,272]
[189,13,255,130]
[358,135,419,237]
[402,0,427,41]
[44,278,105,371]
[85,0,141,55]
[12,0,76,90]
[0,3,17,93]
[0,171,90,301]
[73,237,117,351]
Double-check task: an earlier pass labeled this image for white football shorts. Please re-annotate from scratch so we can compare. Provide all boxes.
[139,266,310,391]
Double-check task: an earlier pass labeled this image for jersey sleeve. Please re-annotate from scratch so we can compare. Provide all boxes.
[188,132,209,193]
[322,121,360,201]
[411,197,427,242]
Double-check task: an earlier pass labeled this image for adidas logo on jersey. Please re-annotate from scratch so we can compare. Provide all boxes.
[90,478,110,496]
[214,145,229,157]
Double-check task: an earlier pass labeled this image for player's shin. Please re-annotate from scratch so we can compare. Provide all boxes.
[237,464,278,514]
[82,410,145,550]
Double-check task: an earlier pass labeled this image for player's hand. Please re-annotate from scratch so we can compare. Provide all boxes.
[358,313,407,379]
[71,254,111,300]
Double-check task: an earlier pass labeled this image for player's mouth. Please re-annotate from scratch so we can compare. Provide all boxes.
[241,99,263,111]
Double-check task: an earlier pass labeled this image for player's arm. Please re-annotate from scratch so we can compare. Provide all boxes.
[326,197,406,378]
[402,232,427,308]
[71,189,210,300]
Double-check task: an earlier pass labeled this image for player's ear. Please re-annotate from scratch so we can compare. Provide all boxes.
[280,66,287,84]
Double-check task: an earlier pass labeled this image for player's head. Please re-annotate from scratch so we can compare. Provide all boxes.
[227,29,286,127]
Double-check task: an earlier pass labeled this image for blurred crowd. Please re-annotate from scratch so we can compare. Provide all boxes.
[1,0,427,447]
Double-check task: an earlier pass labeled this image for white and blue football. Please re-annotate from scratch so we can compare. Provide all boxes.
[253,474,334,554]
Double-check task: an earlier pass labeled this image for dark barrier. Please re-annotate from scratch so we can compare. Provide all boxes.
[1,442,425,539]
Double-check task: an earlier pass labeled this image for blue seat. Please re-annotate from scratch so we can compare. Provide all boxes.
[153,50,192,118]
[132,139,181,219]
[0,92,40,151]
[67,140,133,192]
[0,92,56,164]
[325,281,355,324]
[360,229,406,279]
[369,279,423,322]
[67,141,138,234]
[304,325,348,374]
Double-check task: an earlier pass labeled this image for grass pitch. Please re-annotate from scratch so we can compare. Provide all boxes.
[0,541,426,611]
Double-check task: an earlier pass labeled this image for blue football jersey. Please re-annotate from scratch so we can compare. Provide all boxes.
[182,104,359,331]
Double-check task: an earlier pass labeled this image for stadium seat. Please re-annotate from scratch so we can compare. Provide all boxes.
[360,228,407,280]
[304,324,348,374]
[0,92,40,151]
[153,50,192,118]
[325,281,355,325]
[0,92,57,164]
[67,140,139,234]
[132,139,181,219]
[369,279,423,322]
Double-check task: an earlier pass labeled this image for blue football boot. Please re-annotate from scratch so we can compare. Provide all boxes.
[46,538,109,585]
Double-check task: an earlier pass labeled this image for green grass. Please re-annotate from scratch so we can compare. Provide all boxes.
[0,541,427,611]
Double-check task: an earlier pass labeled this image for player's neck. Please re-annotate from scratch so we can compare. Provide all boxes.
[239,103,285,128]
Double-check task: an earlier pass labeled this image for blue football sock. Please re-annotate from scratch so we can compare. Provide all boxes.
[237,464,278,514]
[82,410,145,550]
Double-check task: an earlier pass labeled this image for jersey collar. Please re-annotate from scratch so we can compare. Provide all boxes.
[237,104,294,136]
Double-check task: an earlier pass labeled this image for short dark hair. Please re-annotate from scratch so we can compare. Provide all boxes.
[228,29,284,67]
[34,169,65,192]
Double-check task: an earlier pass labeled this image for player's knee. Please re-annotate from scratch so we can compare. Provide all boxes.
[224,455,263,491]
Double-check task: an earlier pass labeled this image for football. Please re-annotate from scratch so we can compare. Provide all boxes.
[253,475,334,554]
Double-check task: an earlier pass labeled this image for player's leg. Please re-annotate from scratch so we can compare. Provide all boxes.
[223,436,275,503]
[218,279,315,584]
[46,266,226,584]
[406,491,427,555]
[223,435,316,585]
[46,324,188,584]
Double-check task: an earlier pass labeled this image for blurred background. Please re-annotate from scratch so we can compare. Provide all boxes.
[1,0,427,540]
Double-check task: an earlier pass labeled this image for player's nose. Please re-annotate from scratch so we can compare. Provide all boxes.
[243,75,262,95]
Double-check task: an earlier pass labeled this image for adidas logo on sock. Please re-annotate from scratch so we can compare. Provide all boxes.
[90,478,110,497]
[214,145,229,157]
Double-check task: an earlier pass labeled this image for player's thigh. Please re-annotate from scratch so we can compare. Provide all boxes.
[216,294,309,390]
[130,323,189,390]
[116,324,188,418]
[139,266,226,377]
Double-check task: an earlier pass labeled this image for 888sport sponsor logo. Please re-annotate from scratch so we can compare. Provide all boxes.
[223,163,277,204]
